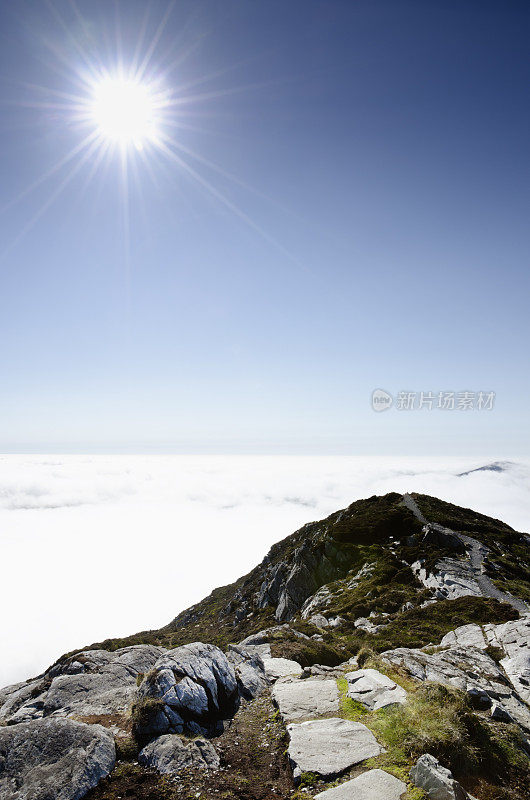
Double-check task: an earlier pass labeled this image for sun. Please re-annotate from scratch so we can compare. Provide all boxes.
[90,77,158,149]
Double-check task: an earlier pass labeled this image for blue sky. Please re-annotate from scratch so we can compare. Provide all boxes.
[0,0,528,454]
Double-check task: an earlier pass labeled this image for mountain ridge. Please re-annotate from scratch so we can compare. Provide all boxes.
[1,492,529,800]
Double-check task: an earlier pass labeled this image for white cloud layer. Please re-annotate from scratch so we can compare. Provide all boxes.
[1,454,529,689]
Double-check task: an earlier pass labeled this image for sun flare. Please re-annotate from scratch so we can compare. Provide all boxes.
[90,77,158,149]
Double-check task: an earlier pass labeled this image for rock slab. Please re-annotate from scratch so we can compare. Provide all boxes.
[0,717,115,800]
[287,717,383,780]
[273,678,339,721]
[139,734,219,775]
[262,657,303,681]
[346,669,407,710]
[314,769,406,800]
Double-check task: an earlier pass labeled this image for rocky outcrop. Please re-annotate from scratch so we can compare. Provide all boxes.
[381,643,530,733]
[138,734,220,775]
[286,717,383,780]
[411,556,483,601]
[257,538,351,622]
[410,753,470,800]
[0,718,115,800]
[314,769,407,800]
[345,668,407,711]
[135,642,240,741]
[301,563,375,620]
[226,644,269,700]
[0,645,164,725]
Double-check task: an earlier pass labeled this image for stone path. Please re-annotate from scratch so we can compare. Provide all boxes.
[262,657,303,680]
[268,663,410,795]
[402,493,528,614]
[286,717,383,780]
[272,678,339,721]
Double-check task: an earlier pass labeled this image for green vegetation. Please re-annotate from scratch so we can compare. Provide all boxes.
[485,645,505,664]
[360,596,517,652]
[336,676,368,721]
[335,667,530,800]
[270,634,350,667]
[321,547,424,619]
[130,696,165,745]
[114,734,138,761]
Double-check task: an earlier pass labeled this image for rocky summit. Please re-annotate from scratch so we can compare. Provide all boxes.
[1,492,529,800]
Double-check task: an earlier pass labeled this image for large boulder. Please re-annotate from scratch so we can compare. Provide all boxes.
[0,717,115,800]
[135,642,239,741]
[272,678,340,722]
[410,753,470,800]
[314,769,406,800]
[345,668,407,711]
[138,733,219,775]
[286,717,383,780]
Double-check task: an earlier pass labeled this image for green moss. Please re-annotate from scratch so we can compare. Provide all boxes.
[485,645,505,664]
[298,772,320,788]
[115,735,138,761]
[360,597,517,653]
[270,636,349,667]
[130,696,165,745]
[336,677,369,722]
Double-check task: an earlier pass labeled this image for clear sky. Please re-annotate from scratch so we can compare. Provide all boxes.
[0,0,528,454]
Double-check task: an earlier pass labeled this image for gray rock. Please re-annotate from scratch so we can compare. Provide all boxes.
[501,648,530,706]
[226,645,269,699]
[237,625,309,661]
[353,617,381,634]
[314,769,406,800]
[345,668,407,711]
[410,753,469,800]
[272,678,340,721]
[0,645,164,724]
[136,642,239,740]
[411,558,483,601]
[262,657,303,681]
[438,616,530,707]
[490,702,515,723]
[440,625,487,651]
[0,717,115,800]
[380,644,530,732]
[138,734,219,775]
[309,614,330,628]
[328,616,346,628]
[287,717,383,780]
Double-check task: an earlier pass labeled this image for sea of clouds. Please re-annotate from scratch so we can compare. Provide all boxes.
[1,454,529,689]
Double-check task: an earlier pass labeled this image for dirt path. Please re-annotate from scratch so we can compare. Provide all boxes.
[402,493,528,615]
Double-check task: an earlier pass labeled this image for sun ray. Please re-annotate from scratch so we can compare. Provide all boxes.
[0,135,101,261]
[0,131,99,215]
[135,0,177,84]
[0,0,299,269]
[156,137,299,264]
